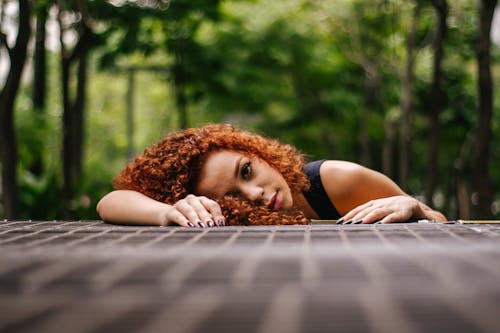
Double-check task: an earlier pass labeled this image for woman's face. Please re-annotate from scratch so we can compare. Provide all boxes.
[194,150,293,211]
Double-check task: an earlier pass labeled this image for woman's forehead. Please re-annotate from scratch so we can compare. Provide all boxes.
[195,150,244,196]
[202,149,260,165]
[204,149,244,164]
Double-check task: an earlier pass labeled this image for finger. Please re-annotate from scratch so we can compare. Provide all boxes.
[344,198,395,224]
[345,210,372,224]
[341,201,375,222]
[199,197,225,226]
[342,207,375,224]
[185,196,217,227]
[379,211,410,224]
[174,200,206,227]
[163,207,194,227]
[347,205,389,224]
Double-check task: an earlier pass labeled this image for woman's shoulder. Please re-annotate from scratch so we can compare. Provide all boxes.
[305,160,364,174]
[318,160,367,194]
[319,160,398,190]
[318,160,405,213]
[319,160,367,178]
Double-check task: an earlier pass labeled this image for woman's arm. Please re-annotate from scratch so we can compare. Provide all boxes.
[320,161,446,223]
[96,190,224,227]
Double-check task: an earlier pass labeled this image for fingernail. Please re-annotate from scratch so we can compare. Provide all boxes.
[198,221,205,228]
[218,219,225,226]
[187,222,195,228]
[336,217,344,224]
[343,220,352,224]
[354,220,363,224]
[207,220,214,227]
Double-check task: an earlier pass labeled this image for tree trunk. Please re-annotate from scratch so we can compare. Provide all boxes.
[31,3,48,176]
[61,56,72,218]
[73,49,87,181]
[359,67,378,168]
[0,0,32,218]
[399,0,421,191]
[382,118,397,179]
[425,0,448,206]
[33,5,47,109]
[473,0,497,218]
[61,43,90,218]
[452,131,474,219]
[58,1,92,218]
[126,69,136,160]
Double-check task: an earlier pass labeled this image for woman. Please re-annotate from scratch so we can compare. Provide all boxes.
[97,124,446,227]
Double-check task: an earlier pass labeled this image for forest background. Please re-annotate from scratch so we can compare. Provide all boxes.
[0,0,499,220]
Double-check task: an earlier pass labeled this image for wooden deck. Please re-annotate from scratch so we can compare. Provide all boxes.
[1,220,500,333]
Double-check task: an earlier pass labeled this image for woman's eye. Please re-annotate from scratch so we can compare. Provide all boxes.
[241,162,252,179]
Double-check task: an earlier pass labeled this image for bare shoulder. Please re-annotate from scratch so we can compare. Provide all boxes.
[319,160,371,195]
[318,160,405,214]
[320,160,365,174]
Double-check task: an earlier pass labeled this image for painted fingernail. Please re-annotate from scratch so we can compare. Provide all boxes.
[343,220,352,224]
[207,220,214,227]
[198,221,206,228]
[354,220,363,224]
[187,222,195,228]
[218,219,225,226]
[336,217,344,224]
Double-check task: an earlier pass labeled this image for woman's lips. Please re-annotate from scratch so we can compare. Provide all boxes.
[267,191,281,211]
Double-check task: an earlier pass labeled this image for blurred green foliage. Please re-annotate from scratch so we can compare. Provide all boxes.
[6,0,500,219]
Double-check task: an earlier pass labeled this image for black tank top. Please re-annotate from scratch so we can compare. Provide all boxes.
[302,160,341,219]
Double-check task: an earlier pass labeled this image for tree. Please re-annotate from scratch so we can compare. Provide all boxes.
[320,0,399,168]
[425,0,448,206]
[399,0,422,191]
[474,0,497,218]
[32,1,48,111]
[161,0,222,128]
[0,0,32,218]
[30,1,49,177]
[56,0,93,218]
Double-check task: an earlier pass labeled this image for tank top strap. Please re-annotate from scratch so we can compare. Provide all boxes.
[302,160,341,220]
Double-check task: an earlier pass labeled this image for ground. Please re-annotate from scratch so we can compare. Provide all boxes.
[1,220,499,333]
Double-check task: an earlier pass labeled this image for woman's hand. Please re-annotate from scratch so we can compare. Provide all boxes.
[97,190,225,227]
[162,194,225,228]
[339,195,426,224]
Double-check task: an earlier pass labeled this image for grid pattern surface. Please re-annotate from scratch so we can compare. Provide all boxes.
[1,220,500,333]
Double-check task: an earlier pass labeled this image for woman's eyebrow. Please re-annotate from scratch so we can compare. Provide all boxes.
[234,156,243,179]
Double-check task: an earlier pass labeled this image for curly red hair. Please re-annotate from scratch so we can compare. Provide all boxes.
[113,124,310,225]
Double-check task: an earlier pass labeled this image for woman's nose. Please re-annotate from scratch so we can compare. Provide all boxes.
[241,184,264,203]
